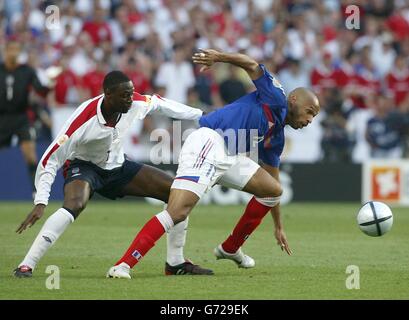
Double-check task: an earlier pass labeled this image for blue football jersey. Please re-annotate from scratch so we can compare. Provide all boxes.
[199,64,288,167]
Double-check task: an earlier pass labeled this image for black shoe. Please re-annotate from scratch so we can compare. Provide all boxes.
[165,260,214,275]
[13,265,33,278]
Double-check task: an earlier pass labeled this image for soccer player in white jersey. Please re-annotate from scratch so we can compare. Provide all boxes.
[107,50,320,278]
[14,71,213,278]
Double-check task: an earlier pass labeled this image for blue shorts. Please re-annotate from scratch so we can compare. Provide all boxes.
[64,159,143,200]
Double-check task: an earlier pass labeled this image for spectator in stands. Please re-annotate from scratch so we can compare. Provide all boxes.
[155,44,195,104]
[124,57,152,94]
[1,0,408,165]
[82,4,112,46]
[48,54,80,138]
[386,54,409,110]
[366,94,404,159]
[278,57,310,93]
[321,90,353,162]
[48,2,83,45]
[81,57,108,100]
[218,64,247,104]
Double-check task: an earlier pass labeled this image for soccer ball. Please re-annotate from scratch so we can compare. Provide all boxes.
[357,201,393,237]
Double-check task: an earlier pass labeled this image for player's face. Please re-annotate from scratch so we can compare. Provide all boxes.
[4,42,21,63]
[111,81,134,113]
[289,102,319,129]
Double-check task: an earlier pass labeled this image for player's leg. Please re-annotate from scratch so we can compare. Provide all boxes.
[108,128,219,278]
[241,166,282,198]
[108,187,202,278]
[17,119,38,196]
[215,157,282,267]
[62,180,92,217]
[20,140,37,170]
[0,116,17,150]
[128,186,201,266]
[120,164,213,275]
[14,180,91,277]
[0,128,12,150]
[120,164,172,201]
[20,140,37,192]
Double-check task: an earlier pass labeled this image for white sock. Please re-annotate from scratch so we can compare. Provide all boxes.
[19,208,74,270]
[166,217,189,266]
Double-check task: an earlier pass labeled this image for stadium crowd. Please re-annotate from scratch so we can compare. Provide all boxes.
[1,0,409,163]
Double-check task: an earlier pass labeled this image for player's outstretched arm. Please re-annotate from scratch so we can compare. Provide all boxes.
[16,141,69,234]
[192,48,263,80]
[147,93,203,120]
[271,204,292,255]
[261,163,293,256]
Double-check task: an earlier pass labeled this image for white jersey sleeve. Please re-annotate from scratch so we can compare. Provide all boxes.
[148,94,203,120]
[34,130,78,206]
[130,92,203,120]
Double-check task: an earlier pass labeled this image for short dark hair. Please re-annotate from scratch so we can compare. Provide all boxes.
[103,71,131,92]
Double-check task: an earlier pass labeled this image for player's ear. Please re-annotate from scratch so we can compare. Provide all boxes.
[104,87,112,98]
[287,93,296,109]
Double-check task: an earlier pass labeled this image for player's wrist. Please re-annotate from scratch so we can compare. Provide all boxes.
[34,200,48,206]
[216,52,230,63]
[274,224,283,230]
[272,215,283,230]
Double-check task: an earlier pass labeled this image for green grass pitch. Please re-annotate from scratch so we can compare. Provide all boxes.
[0,201,408,299]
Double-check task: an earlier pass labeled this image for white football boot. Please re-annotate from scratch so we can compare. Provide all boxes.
[214,244,255,268]
[106,262,131,279]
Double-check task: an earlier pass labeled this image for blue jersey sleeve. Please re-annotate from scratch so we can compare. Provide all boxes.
[252,64,287,106]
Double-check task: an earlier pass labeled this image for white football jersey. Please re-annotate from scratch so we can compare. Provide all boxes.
[34,92,203,205]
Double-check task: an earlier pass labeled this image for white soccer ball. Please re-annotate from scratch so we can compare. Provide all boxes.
[357,201,393,237]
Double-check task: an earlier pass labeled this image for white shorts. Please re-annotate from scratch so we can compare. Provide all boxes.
[171,127,260,198]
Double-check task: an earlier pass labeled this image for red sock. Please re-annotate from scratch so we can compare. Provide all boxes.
[222,197,271,254]
[115,216,166,268]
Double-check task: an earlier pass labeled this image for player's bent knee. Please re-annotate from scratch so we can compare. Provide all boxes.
[167,207,192,224]
[171,212,189,224]
[256,182,282,199]
[265,180,283,198]
[63,198,87,217]
[273,183,283,197]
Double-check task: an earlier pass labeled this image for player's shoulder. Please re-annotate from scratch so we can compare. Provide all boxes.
[80,94,103,106]
[257,65,286,94]
[132,91,150,103]
[72,94,103,117]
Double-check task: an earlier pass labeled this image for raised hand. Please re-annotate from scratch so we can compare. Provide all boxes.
[192,48,221,72]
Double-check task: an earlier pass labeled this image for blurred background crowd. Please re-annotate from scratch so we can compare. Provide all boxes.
[1,0,409,163]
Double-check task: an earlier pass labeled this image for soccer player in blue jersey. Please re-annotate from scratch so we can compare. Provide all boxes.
[107,49,320,278]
